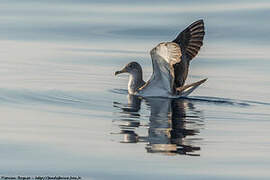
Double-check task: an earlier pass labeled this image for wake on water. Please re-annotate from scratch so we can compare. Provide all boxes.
[110,88,270,107]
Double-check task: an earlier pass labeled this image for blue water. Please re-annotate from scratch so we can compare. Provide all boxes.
[0,0,270,179]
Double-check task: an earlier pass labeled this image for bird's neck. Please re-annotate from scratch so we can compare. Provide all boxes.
[128,72,144,94]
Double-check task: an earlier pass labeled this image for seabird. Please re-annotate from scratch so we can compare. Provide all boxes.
[115,19,207,97]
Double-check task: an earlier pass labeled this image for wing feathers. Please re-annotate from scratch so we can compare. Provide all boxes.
[167,42,182,65]
[173,19,205,60]
[190,28,204,35]
[188,42,202,48]
[151,42,182,65]
[186,48,197,57]
[189,23,204,32]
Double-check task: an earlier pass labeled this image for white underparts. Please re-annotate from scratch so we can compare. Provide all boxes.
[128,74,136,94]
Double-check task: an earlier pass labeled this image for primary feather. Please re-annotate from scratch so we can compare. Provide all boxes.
[173,19,205,87]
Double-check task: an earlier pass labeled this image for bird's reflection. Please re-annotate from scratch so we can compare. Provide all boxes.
[113,95,204,156]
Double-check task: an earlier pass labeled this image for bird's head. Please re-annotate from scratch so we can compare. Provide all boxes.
[115,62,142,76]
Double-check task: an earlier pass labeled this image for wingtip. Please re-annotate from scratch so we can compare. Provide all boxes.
[197,19,204,23]
[190,19,204,28]
[194,78,208,86]
[176,78,207,93]
[196,78,207,85]
[201,78,208,83]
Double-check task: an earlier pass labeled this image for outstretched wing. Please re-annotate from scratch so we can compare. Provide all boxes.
[173,19,205,87]
[139,42,182,96]
[173,19,205,60]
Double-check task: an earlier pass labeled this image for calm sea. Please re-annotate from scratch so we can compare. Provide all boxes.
[0,0,270,179]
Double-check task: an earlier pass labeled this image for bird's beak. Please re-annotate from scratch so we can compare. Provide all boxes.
[115,68,127,76]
